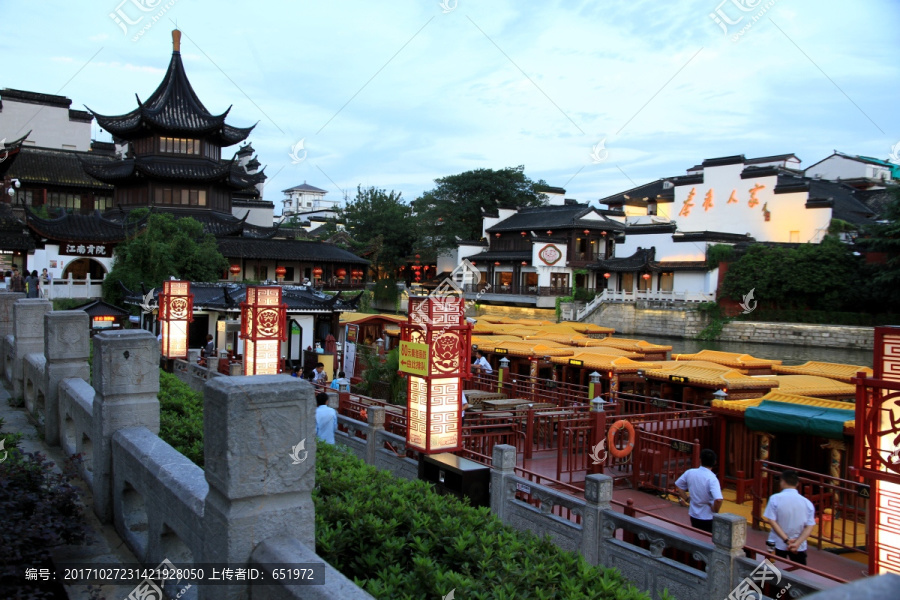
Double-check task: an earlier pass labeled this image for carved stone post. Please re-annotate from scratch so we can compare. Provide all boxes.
[201,375,314,600]
[582,474,612,565]
[10,299,51,399]
[92,330,160,523]
[0,292,25,392]
[490,444,516,523]
[366,406,386,465]
[709,513,747,600]
[43,311,91,446]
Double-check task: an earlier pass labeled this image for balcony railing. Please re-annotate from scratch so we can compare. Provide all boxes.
[463,284,573,297]
[576,289,715,319]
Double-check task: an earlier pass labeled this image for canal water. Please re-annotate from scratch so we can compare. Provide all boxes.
[634,334,873,368]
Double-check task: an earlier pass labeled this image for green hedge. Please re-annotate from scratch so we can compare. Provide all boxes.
[314,444,651,600]
[158,370,204,467]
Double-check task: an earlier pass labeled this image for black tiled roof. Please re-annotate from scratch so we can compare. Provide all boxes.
[82,156,266,189]
[740,166,780,179]
[806,180,876,226]
[746,153,799,165]
[701,155,745,168]
[0,204,34,251]
[672,174,704,186]
[598,179,676,207]
[216,237,369,264]
[534,184,566,195]
[624,223,678,235]
[123,282,362,314]
[6,146,115,190]
[26,209,133,244]
[673,231,755,243]
[462,250,532,262]
[283,182,327,193]
[592,248,654,272]
[485,204,624,233]
[1,88,71,108]
[72,299,129,318]
[88,47,254,146]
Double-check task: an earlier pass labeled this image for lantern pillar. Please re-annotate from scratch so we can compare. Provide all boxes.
[400,295,472,454]
[158,280,193,361]
[240,286,287,375]
[498,356,510,393]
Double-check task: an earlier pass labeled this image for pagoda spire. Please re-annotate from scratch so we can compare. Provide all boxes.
[172,28,181,53]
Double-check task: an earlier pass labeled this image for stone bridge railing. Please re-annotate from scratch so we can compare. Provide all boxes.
[0,293,371,600]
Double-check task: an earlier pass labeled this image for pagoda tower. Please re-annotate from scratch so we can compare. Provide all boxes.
[83,29,264,214]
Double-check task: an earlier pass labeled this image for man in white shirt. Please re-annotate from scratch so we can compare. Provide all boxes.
[762,470,816,565]
[312,362,328,385]
[472,350,492,374]
[674,448,724,533]
[315,392,337,444]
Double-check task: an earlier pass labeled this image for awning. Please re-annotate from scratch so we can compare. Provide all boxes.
[744,400,853,440]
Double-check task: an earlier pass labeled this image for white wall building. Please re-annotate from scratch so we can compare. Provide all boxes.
[281,182,341,221]
[0,89,93,151]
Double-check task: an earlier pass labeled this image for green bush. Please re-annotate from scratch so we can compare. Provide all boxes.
[314,444,651,600]
[705,244,733,269]
[158,370,204,467]
[373,279,399,305]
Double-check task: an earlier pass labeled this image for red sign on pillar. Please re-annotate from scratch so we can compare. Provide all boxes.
[158,280,193,359]
[854,326,900,575]
[240,286,287,375]
[400,295,472,454]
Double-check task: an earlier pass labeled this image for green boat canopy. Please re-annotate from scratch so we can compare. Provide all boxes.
[744,400,853,440]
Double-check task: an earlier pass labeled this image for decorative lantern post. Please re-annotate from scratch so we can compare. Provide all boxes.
[240,286,288,375]
[400,295,472,454]
[158,280,193,360]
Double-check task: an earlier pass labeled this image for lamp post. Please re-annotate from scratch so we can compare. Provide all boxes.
[159,280,193,360]
[588,371,601,400]
[240,286,287,375]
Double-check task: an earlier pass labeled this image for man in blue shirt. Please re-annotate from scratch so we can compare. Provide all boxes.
[315,392,337,445]
[674,448,724,533]
[762,469,816,565]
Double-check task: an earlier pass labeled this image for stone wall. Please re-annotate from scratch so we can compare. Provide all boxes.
[586,302,874,350]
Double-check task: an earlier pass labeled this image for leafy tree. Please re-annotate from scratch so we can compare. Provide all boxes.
[102,213,228,305]
[340,186,417,277]
[413,166,548,250]
[720,236,861,311]
[856,188,900,309]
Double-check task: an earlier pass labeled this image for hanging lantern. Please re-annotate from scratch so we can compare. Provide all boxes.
[521,261,528,266]
[494,261,501,266]
[470,262,476,266]
[603,272,611,279]
[601,231,607,236]
[494,233,501,238]
[336,268,347,278]
[546,230,552,235]
[642,273,651,280]
[415,254,421,259]
[240,286,287,375]
[312,267,323,277]
[229,264,241,275]
[584,229,590,235]
[521,231,527,236]
[159,280,193,360]
[275,266,287,280]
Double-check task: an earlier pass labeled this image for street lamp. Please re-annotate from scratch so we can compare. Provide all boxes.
[499,357,510,369]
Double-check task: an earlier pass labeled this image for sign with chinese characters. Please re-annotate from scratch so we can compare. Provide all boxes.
[538,244,562,266]
[853,326,900,575]
[400,295,472,454]
[60,243,112,258]
[569,359,584,366]
[240,286,287,376]
[399,341,430,377]
[669,375,690,384]
[158,280,192,360]
[678,185,768,219]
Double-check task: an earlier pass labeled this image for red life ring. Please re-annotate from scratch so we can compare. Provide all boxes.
[608,420,635,458]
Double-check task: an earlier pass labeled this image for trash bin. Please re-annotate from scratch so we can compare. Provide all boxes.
[419,453,490,507]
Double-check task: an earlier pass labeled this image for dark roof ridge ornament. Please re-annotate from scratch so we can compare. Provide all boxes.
[173,29,181,53]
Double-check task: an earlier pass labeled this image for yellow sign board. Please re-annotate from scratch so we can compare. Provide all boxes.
[399,341,430,377]
[569,359,584,366]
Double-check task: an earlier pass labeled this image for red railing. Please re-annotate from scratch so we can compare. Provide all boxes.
[752,460,869,554]
[504,375,590,407]
[631,431,699,493]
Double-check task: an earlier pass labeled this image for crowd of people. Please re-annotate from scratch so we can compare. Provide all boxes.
[0,265,52,298]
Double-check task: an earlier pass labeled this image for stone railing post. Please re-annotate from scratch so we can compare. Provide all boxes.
[709,513,747,600]
[44,311,91,446]
[366,407,385,465]
[92,330,160,523]
[582,474,612,566]
[490,444,516,523]
[207,356,219,373]
[187,348,200,364]
[0,292,24,382]
[10,299,51,399]
[201,375,314,600]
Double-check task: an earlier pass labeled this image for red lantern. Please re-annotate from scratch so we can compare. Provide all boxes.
[313,267,323,277]
[229,264,241,274]
[495,233,501,238]
[336,268,347,277]
[159,280,193,360]
[415,254,421,259]
[603,272,611,279]
[642,273,651,280]
[240,286,287,376]
[584,229,590,235]
[546,230,552,235]
[521,261,528,266]
[494,261,500,266]
[521,231,527,236]
[275,266,287,279]
[601,231,607,236]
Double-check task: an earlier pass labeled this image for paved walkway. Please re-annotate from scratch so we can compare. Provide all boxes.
[0,383,139,600]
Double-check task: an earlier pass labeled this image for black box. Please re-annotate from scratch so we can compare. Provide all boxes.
[418,453,491,507]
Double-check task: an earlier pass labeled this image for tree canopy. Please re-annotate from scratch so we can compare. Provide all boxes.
[102,212,228,305]
[339,186,416,277]
[855,188,900,309]
[412,166,548,249]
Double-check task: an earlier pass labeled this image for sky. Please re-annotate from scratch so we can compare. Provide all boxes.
[2,0,899,213]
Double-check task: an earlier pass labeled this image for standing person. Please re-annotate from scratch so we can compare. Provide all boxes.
[9,267,25,294]
[761,470,816,565]
[203,334,215,358]
[315,392,337,444]
[472,350,493,374]
[40,268,51,298]
[312,362,328,385]
[673,449,724,533]
[26,270,39,298]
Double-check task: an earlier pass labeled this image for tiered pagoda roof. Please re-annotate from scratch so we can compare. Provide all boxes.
[87,31,255,145]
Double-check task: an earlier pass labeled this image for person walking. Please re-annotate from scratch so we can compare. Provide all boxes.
[761,470,816,565]
[315,392,337,445]
[674,448,724,533]
[26,270,40,298]
[8,266,24,294]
